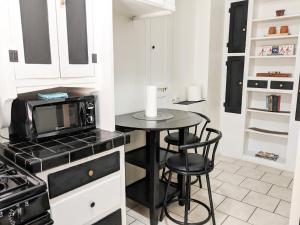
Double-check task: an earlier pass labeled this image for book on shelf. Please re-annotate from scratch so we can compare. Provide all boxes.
[266,95,281,112]
[255,151,279,161]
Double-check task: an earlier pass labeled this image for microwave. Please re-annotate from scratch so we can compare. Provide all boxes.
[9,95,96,141]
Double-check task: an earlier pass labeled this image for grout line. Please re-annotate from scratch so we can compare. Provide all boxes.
[246,207,258,223]
[273,199,282,214]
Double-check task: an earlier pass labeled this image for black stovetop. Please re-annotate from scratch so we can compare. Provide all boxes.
[0,129,129,173]
[0,154,46,209]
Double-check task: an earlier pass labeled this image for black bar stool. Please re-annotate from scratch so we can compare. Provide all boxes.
[160,128,222,225]
[161,112,211,187]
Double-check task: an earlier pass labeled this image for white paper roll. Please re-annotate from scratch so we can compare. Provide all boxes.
[145,85,157,117]
[0,98,14,129]
[187,86,202,101]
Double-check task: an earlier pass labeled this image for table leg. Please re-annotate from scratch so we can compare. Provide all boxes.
[178,128,189,206]
[146,131,160,225]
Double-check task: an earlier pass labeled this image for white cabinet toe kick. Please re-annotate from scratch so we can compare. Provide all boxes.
[36,147,126,225]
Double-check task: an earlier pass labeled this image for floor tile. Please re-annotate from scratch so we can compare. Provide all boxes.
[168,201,198,217]
[217,198,255,221]
[281,171,294,178]
[196,176,223,191]
[216,155,236,163]
[127,198,138,209]
[130,220,145,225]
[215,162,240,173]
[243,191,280,212]
[215,183,249,201]
[216,171,245,185]
[288,180,294,190]
[236,167,265,180]
[192,189,226,209]
[127,215,136,225]
[256,165,282,175]
[189,208,228,225]
[275,201,291,218]
[240,178,272,194]
[268,185,292,202]
[234,159,258,169]
[249,208,289,225]
[222,216,253,225]
[210,168,223,178]
[261,173,292,187]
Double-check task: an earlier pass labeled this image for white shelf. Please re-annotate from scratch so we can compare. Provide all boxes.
[246,128,289,139]
[249,55,296,59]
[251,35,299,41]
[253,14,300,23]
[247,108,290,117]
[247,88,293,94]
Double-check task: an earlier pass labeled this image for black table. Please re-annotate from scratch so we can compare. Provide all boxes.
[116,109,202,225]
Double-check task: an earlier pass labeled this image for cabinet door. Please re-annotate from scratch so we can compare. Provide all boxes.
[295,79,300,121]
[224,56,244,114]
[56,0,95,78]
[228,1,248,53]
[9,0,60,79]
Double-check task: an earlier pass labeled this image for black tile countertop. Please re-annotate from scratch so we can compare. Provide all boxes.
[0,129,130,173]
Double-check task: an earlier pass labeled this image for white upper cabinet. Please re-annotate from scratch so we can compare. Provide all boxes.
[9,0,95,80]
[9,0,60,79]
[56,0,95,78]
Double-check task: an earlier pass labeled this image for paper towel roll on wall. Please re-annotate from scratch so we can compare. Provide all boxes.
[145,85,157,117]
[0,98,13,129]
[187,86,202,101]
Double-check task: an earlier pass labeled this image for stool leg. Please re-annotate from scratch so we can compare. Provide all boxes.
[206,173,216,225]
[160,171,172,221]
[198,175,202,188]
[184,175,191,224]
[161,143,170,181]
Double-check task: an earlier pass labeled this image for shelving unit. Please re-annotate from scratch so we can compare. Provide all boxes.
[242,0,300,170]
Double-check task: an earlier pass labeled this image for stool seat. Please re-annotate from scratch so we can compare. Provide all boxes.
[167,153,213,173]
[164,132,199,146]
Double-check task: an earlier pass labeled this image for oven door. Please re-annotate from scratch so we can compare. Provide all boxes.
[32,100,90,139]
[23,212,53,225]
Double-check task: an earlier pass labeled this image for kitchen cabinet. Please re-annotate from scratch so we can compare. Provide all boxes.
[224,56,245,114]
[9,0,95,79]
[227,0,248,53]
[296,79,300,121]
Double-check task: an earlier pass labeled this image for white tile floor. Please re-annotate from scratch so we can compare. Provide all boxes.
[126,155,293,225]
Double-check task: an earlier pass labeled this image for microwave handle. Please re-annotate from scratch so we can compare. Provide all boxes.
[79,102,86,126]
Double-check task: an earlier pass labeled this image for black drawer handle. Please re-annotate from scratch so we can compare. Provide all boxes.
[88,170,94,177]
[255,82,259,86]
[280,83,283,88]
[90,202,95,208]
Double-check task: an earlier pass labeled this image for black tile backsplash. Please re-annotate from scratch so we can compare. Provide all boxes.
[0,129,129,173]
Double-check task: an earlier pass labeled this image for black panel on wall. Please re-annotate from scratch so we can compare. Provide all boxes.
[224,56,245,114]
[295,79,300,121]
[228,0,248,53]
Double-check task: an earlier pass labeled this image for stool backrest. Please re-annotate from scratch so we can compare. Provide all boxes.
[179,128,222,172]
[192,112,211,142]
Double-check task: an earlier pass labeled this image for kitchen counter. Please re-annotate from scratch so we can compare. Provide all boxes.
[0,129,130,173]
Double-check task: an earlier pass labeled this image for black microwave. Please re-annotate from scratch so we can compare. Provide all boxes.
[9,95,96,141]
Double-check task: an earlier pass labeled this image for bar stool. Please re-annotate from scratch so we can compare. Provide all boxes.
[161,112,211,186]
[160,128,222,225]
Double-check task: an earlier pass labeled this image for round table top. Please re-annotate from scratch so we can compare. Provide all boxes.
[115,109,202,131]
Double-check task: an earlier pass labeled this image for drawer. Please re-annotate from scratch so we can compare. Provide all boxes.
[48,152,120,199]
[51,174,122,225]
[270,81,294,90]
[247,80,268,88]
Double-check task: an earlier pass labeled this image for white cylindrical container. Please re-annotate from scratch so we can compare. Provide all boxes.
[187,86,202,101]
[145,85,157,117]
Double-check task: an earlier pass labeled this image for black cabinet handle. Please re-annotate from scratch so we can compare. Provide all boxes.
[242,27,246,32]
[152,45,155,50]
[90,202,95,208]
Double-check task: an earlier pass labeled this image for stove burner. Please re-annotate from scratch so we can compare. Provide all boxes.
[0,161,5,170]
[0,182,7,192]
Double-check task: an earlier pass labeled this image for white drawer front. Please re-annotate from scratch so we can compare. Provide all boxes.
[51,174,121,225]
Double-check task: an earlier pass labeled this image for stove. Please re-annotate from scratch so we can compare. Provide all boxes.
[0,155,53,225]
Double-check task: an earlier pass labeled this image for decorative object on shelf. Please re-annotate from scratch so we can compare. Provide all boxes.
[279,45,295,55]
[256,72,290,77]
[255,151,279,161]
[256,45,295,56]
[276,9,285,17]
[280,25,289,34]
[186,85,202,101]
[266,95,281,112]
[268,26,277,35]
